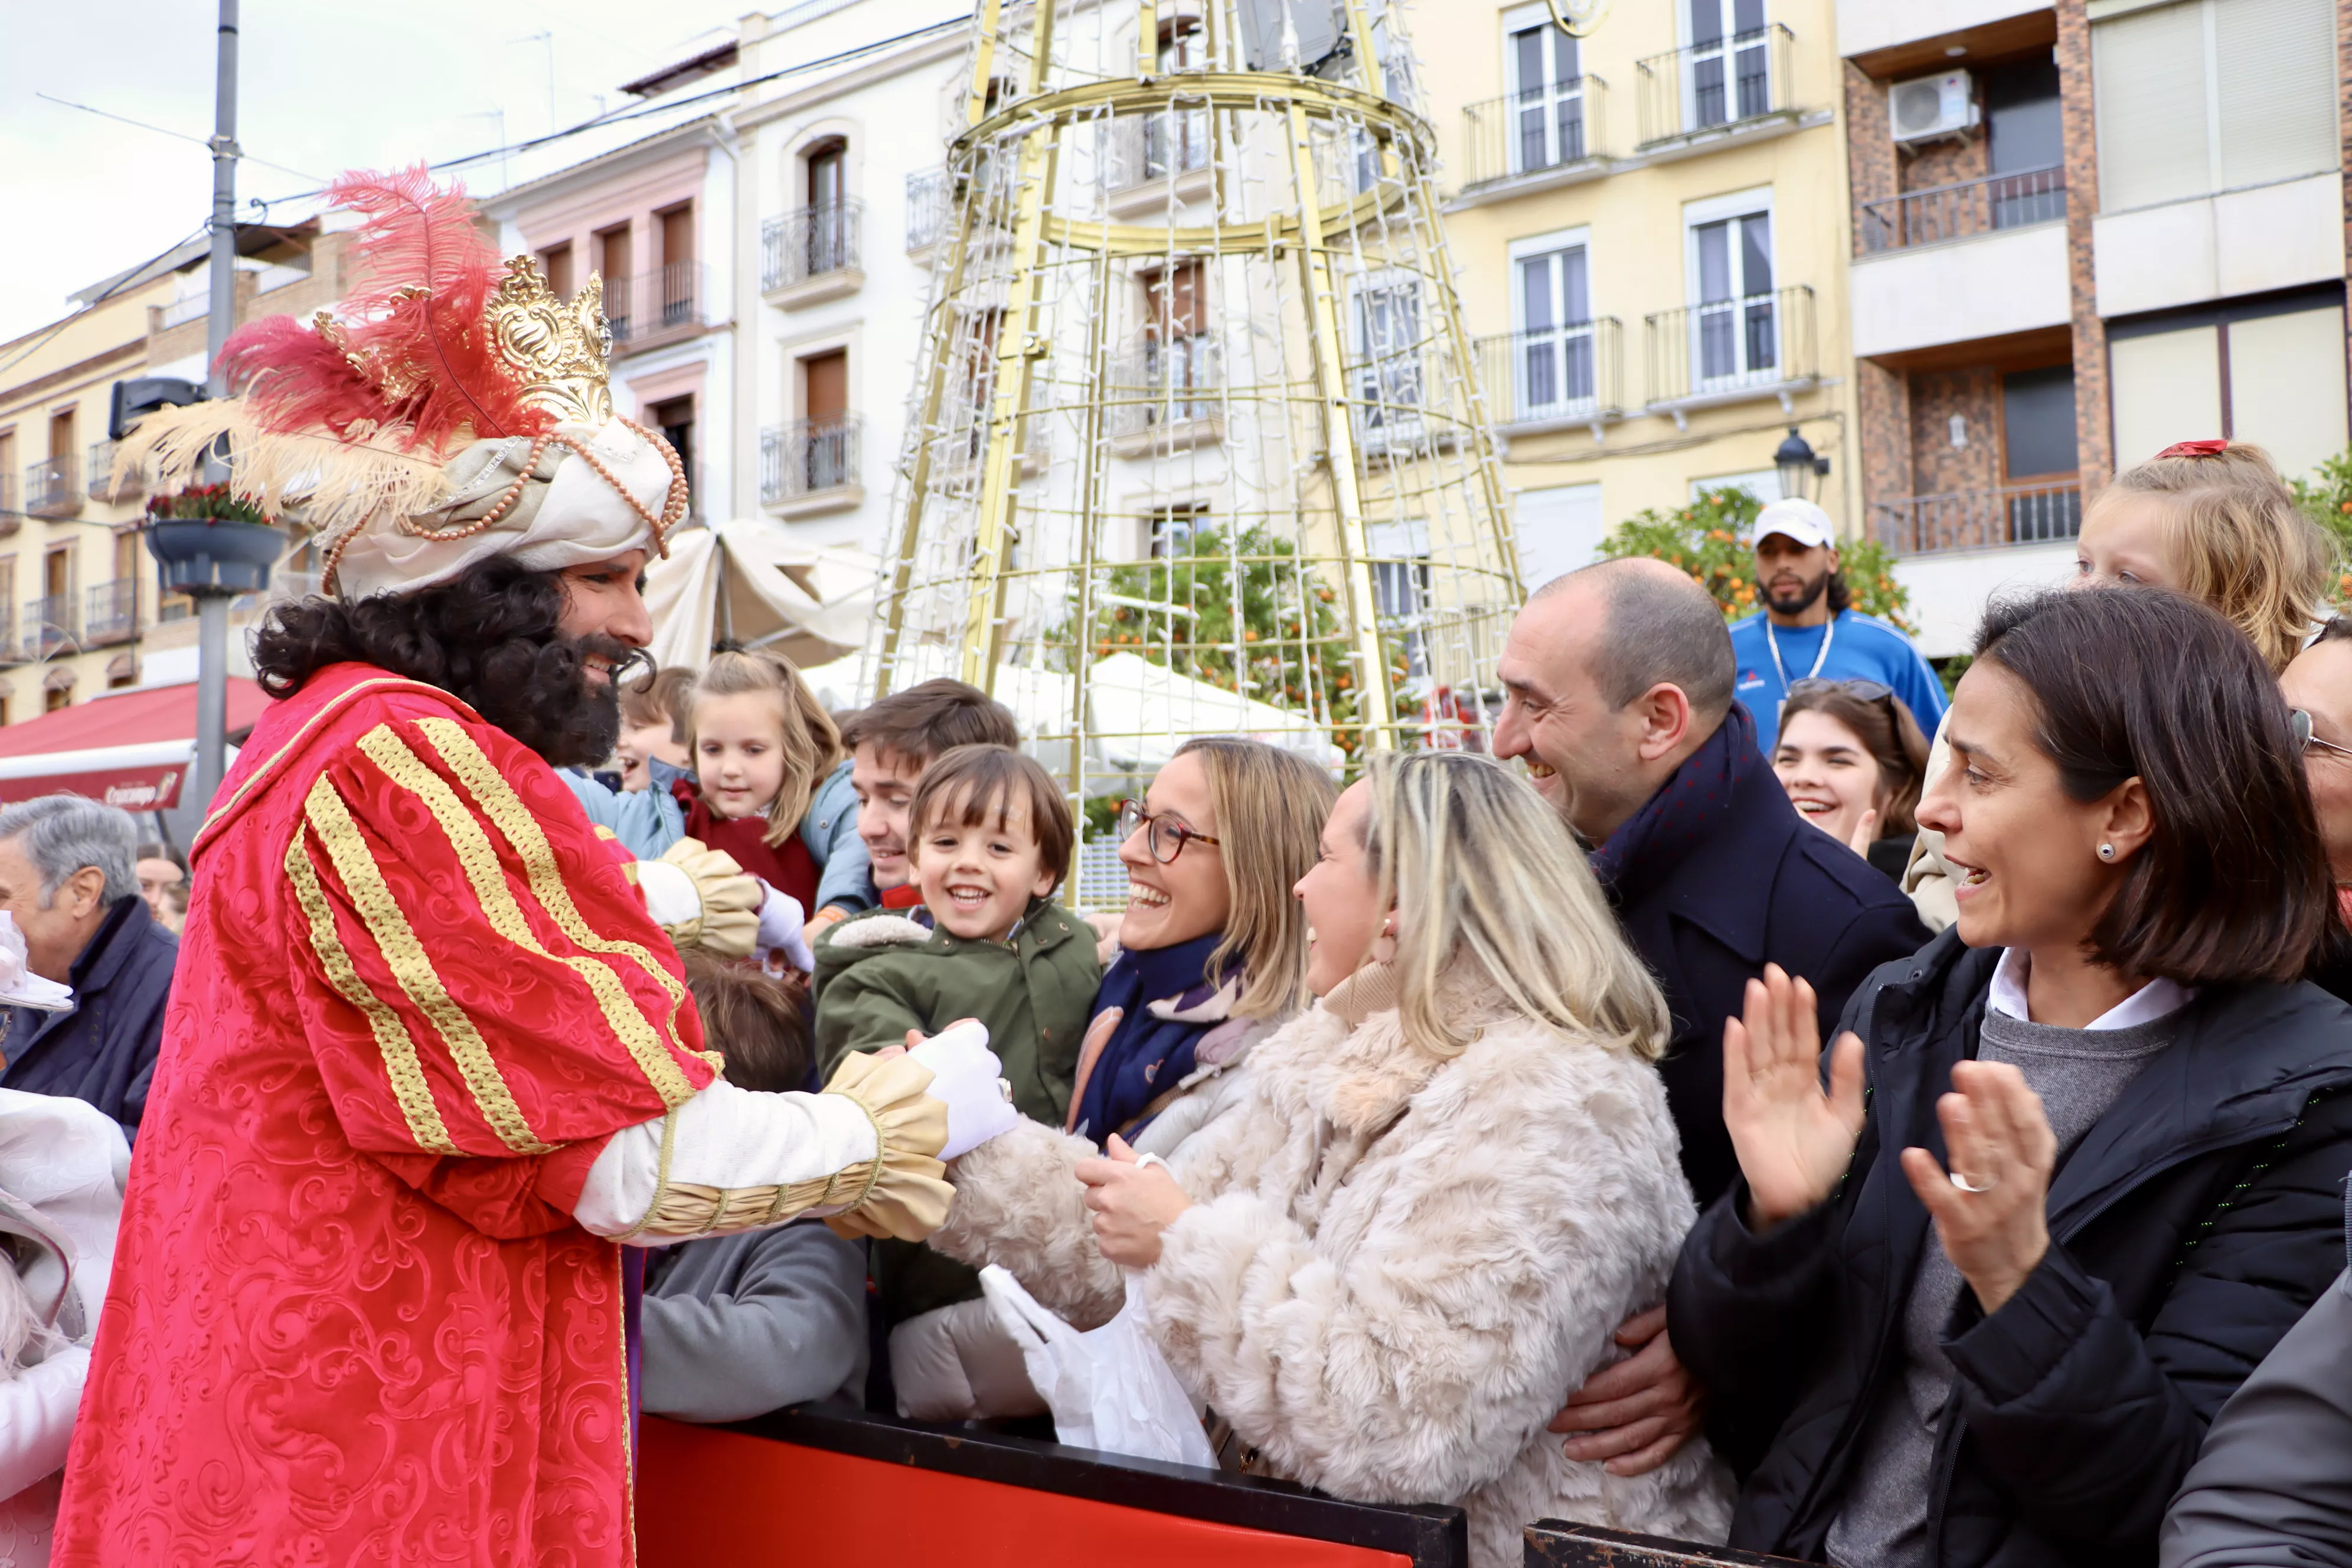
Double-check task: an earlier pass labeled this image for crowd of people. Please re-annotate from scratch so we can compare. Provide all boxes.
[9,169,2352,1568]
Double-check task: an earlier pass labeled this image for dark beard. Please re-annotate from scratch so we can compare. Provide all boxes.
[1765,571,1829,618]
[250,556,654,771]
[462,635,646,769]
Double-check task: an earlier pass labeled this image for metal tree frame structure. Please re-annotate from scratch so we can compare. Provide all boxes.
[874,0,1523,813]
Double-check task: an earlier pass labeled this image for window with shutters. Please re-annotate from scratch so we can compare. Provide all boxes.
[2092,0,2338,213]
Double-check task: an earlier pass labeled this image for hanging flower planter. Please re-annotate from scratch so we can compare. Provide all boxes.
[144,484,283,597]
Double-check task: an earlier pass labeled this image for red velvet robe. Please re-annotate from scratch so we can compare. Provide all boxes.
[54,662,717,1567]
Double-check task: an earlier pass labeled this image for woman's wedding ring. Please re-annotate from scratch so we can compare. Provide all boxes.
[1950,1170,1998,1194]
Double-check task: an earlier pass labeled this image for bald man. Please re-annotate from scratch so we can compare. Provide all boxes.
[1497,560,1929,1476]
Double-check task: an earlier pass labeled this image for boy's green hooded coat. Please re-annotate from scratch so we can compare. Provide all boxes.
[813,898,1102,1324]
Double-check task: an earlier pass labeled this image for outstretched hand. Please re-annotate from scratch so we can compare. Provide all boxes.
[1899,1060,2056,1314]
[1722,964,1867,1231]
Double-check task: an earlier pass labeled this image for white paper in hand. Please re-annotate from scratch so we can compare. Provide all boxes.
[0,913,70,1012]
[909,1020,1019,1160]
[980,1265,1217,1469]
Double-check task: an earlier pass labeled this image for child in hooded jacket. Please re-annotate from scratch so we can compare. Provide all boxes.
[814,743,1099,1419]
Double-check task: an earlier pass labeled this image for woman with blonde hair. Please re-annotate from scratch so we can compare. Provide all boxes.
[933,751,1732,1565]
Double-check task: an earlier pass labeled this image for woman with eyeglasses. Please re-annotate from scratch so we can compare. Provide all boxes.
[931,752,1733,1565]
[1772,679,1933,883]
[1670,586,2352,1568]
[1072,737,1337,1152]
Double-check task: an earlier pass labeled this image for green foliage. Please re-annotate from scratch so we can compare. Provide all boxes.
[1068,525,1378,757]
[1595,487,1918,634]
[2286,449,2352,603]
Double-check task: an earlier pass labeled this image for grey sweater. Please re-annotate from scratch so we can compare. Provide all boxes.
[641,1221,870,1424]
[1826,1005,2182,1568]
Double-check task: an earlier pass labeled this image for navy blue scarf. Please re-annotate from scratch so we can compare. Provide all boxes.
[1589,702,1763,899]
[1072,932,1227,1143]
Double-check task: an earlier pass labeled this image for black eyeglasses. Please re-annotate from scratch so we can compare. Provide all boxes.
[2292,708,2352,762]
[1115,801,1221,864]
[1786,677,1894,703]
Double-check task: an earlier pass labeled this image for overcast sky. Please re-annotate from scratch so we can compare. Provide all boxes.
[0,0,757,345]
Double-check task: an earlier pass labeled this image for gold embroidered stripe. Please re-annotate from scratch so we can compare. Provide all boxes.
[355,723,697,1113]
[194,678,454,860]
[301,773,555,1154]
[411,716,698,1107]
[283,824,460,1155]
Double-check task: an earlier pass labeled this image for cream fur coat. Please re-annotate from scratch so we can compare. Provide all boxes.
[934,962,1734,1567]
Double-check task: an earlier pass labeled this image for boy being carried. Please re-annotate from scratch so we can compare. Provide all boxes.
[838,680,1021,916]
[816,744,1100,1420]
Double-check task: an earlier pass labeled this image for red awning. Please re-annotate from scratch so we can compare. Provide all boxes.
[0,680,273,810]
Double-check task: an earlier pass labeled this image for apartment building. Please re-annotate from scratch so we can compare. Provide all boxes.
[482,55,741,527]
[0,223,341,724]
[1839,0,2348,654]
[1421,0,1856,586]
[731,0,972,553]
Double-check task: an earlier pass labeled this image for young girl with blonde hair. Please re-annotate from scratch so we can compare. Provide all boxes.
[678,649,871,933]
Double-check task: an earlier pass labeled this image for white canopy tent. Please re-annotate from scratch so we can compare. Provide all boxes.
[642,521,880,671]
[799,647,1338,774]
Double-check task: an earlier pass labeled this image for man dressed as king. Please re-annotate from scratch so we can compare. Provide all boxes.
[51,170,1011,1565]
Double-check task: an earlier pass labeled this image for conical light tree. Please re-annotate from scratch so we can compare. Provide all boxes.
[874,0,1523,802]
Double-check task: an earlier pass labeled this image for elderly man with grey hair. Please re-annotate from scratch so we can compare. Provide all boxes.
[1489,558,1930,1479]
[0,795,178,1137]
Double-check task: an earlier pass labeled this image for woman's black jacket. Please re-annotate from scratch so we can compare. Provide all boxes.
[1667,929,2352,1568]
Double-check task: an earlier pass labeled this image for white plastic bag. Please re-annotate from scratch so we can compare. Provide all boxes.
[979,1264,1217,1468]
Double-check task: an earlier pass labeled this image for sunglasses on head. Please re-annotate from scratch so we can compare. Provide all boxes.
[1786,677,1894,704]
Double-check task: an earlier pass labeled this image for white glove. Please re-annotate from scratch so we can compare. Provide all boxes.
[911,1020,1020,1161]
[754,882,815,972]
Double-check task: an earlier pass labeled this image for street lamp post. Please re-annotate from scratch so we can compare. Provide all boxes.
[192,0,239,812]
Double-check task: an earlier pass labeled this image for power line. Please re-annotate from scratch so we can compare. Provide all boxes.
[0,220,215,384]
[32,92,323,184]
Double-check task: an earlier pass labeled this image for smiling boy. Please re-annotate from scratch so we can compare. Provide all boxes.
[813,743,1100,1417]
[839,680,1023,911]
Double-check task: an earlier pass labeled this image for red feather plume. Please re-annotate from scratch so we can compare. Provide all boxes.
[223,165,553,452]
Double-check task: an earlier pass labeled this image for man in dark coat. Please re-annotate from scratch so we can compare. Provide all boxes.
[0,795,177,1136]
[1492,557,1930,1473]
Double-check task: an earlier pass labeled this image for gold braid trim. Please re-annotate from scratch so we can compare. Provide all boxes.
[301,774,554,1154]
[283,823,460,1155]
[618,1108,681,1244]
[819,1050,953,1244]
[357,723,693,1112]
[413,717,698,1105]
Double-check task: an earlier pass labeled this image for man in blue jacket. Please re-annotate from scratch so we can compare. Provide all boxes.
[1493,557,1930,1476]
[0,795,177,1137]
[1727,496,1946,755]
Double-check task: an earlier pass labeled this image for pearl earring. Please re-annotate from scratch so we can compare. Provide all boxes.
[2098,843,2116,861]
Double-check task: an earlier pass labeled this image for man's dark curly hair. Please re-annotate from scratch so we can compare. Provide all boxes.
[251,554,646,767]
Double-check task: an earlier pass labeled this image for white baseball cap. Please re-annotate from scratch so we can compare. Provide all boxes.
[1753,497,1837,551]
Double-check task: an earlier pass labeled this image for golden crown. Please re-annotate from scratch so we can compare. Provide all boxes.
[485,253,616,425]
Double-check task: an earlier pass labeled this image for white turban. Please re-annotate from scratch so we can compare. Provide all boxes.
[334,417,678,600]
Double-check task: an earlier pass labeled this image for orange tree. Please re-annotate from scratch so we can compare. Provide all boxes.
[2288,448,2352,603]
[1594,486,1917,634]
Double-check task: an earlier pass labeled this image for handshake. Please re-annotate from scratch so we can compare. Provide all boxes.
[906,1020,1023,1161]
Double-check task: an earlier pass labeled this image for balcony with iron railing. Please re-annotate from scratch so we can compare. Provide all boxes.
[760,415,863,517]
[1635,24,1801,152]
[606,262,709,353]
[1109,108,1214,215]
[1862,165,2066,253]
[84,439,141,504]
[1873,480,2083,555]
[1472,320,1625,434]
[25,456,80,520]
[1109,337,1223,455]
[24,595,76,657]
[1643,283,1816,417]
[907,170,950,253]
[763,202,863,304]
[1457,79,1611,196]
[84,580,137,645]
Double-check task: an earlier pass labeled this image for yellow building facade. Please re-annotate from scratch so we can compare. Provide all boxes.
[1416,0,1856,582]
[0,226,339,724]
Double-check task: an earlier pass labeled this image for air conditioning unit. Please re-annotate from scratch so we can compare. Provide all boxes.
[1889,69,1979,143]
